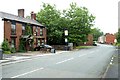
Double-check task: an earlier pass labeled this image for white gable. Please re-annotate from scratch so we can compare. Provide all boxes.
[0,18,4,48]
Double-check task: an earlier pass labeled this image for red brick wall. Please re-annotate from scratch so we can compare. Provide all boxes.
[43,28,47,44]
[86,34,93,45]
[16,22,22,50]
[105,33,116,44]
[4,20,11,42]
[4,21,23,50]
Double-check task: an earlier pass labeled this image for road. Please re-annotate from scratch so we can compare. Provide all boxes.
[2,44,117,78]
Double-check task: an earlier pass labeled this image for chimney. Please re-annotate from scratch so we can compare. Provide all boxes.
[18,9,24,17]
[31,11,36,20]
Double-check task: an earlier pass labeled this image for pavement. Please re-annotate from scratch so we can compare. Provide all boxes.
[1,50,68,64]
[101,48,119,80]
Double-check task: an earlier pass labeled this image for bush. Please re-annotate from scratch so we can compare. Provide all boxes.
[2,39,10,51]
[18,38,26,52]
[4,51,11,54]
[10,48,16,53]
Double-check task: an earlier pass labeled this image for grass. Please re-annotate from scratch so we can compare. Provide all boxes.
[76,46,94,49]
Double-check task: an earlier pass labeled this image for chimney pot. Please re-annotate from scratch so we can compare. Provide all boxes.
[18,9,24,17]
[31,11,36,20]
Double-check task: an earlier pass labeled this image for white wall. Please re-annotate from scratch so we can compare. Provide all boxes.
[0,18,4,48]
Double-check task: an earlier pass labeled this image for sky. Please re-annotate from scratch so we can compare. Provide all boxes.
[0,0,119,34]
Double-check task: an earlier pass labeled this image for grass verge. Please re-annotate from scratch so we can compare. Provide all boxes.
[76,46,94,49]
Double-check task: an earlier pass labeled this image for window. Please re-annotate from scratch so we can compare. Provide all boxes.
[36,27,38,36]
[38,39,40,46]
[11,38,16,48]
[41,39,44,45]
[22,24,25,35]
[11,21,16,35]
[40,28,43,36]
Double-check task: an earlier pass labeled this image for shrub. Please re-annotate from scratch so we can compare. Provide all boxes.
[18,38,26,52]
[4,51,11,54]
[2,39,10,51]
[10,48,16,53]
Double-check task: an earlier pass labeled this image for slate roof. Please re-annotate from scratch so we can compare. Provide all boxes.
[0,11,44,27]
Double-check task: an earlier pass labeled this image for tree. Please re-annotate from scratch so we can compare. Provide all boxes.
[63,3,95,45]
[117,28,120,43]
[36,3,95,46]
[37,3,63,45]
[91,27,103,41]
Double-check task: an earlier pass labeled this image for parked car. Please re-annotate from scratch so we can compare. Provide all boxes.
[93,41,97,46]
[34,44,53,51]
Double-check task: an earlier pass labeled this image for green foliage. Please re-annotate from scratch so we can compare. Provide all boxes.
[63,3,95,45]
[25,24,32,35]
[76,46,93,49]
[18,38,26,52]
[37,3,63,45]
[36,3,96,45]
[4,51,11,54]
[10,47,16,53]
[91,27,103,41]
[1,39,10,51]
[117,28,120,43]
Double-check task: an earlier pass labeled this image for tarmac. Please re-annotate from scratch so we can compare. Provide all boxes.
[0,50,68,64]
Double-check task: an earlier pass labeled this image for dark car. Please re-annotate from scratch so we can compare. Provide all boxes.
[34,44,53,51]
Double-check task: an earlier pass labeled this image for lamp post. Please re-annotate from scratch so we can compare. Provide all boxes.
[64,28,68,50]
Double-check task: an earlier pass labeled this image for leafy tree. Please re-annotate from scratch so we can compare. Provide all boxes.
[63,3,95,45]
[91,27,103,41]
[36,3,95,46]
[37,3,63,45]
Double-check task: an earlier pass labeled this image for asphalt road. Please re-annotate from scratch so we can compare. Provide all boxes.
[2,44,117,78]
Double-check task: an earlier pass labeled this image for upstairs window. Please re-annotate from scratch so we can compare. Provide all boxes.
[11,21,16,35]
[22,24,25,35]
[40,28,43,36]
[36,27,38,36]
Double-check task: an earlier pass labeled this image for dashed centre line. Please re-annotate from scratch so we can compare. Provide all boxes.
[56,57,74,64]
[11,67,44,78]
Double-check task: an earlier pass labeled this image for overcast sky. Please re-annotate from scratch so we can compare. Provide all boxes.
[0,0,119,34]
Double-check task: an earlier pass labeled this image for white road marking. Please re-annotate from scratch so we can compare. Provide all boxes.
[11,67,44,78]
[78,54,87,57]
[110,62,113,65]
[112,57,114,60]
[56,57,74,64]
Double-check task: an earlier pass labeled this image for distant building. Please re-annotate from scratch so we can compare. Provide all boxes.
[0,9,47,51]
[86,34,93,45]
[98,33,116,44]
[104,33,116,44]
[98,35,105,44]
[81,34,93,46]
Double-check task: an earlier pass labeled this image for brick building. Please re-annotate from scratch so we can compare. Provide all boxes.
[105,33,116,44]
[80,34,93,46]
[0,9,46,51]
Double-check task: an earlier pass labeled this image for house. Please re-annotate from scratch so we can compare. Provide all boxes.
[104,33,116,44]
[81,34,93,46]
[85,34,93,45]
[98,35,105,44]
[98,33,116,44]
[0,9,47,51]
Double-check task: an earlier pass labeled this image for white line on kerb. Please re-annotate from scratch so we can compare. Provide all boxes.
[56,57,74,64]
[11,67,44,78]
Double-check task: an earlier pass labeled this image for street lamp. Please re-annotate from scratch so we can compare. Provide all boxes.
[64,28,68,50]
